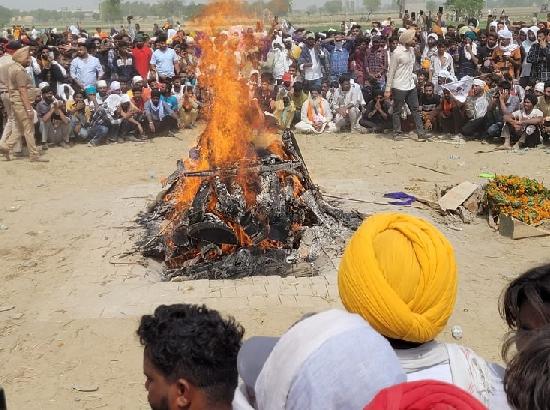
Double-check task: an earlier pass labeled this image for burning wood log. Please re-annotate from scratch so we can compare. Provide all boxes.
[138,130,362,281]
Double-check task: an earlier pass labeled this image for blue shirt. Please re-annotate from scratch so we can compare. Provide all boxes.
[161,95,178,111]
[150,48,177,78]
[70,55,104,88]
[329,47,349,79]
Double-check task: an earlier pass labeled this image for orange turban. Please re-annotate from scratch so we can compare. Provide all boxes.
[338,213,457,343]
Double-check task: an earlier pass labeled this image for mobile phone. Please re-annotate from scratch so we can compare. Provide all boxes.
[438,6,443,13]
[411,12,416,19]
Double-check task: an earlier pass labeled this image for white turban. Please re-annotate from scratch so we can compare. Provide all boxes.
[498,29,513,39]
[120,94,130,104]
[96,80,107,88]
[399,29,416,45]
[535,82,545,93]
[132,75,143,85]
[38,82,49,90]
[428,33,438,41]
[109,81,121,92]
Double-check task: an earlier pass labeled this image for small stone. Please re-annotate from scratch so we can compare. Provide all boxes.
[451,325,463,340]
[0,224,8,231]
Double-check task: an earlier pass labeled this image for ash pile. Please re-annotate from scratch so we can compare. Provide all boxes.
[138,130,363,281]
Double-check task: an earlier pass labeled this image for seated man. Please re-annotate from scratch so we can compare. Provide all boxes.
[500,93,543,149]
[273,88,296,130]
[36,86,70,148]
[359,90,392,132]
[179,85,200,129]
[137,304,244,410]
[87,102,123,147]
[461,79,490,139]
[436,89,464,135]
[66,91,91,141]
[485,80,520,140]
[331,74,365,132]
[118,94,145,141]
[145,89,181,136]
[419,82,440,132]
[295,85,335,134]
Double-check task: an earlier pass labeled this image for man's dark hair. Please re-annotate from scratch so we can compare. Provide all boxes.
[137,304,244,405]
[338,73,351,84]
[539,28,549,36]
[41,85,52,94]
[504,325,550,410]
[499,80,512,90]
[524,93,538,106]
[500,264,550,361]
[544,80,550,90]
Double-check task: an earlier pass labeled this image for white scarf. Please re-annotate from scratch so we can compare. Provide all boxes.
[149,100,165,120]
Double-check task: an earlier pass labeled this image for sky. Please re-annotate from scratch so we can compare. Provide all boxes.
[0,0,320,11]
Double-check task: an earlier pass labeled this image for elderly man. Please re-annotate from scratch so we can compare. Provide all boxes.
[491,29,521,78]
[297,32,329,91]
[295,85,335,134]
[461,79,490,139]
[331,74,365,132]
[0,47,47,162]
[70,42,103,90]
[385,29,427,140]
[500,94,543,149]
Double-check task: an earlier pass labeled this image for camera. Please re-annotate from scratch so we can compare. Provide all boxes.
[438,6,443,13]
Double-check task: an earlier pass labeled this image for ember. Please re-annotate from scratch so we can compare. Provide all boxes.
[137,0,362,280]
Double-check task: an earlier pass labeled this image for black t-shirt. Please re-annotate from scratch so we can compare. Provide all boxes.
[420,93,441,111]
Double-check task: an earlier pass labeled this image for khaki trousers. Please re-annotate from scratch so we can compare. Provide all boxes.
[0,93,39,158]
[0,92,22,152]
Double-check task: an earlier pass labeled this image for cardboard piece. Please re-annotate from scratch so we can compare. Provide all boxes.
[438,181,479,211]
[498,215,550,240]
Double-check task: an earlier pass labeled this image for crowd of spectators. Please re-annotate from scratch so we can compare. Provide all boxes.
[1,12,550,163]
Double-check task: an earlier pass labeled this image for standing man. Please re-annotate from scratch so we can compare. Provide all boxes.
[132,33,152,80]
[298,33,328,91]
[70,42,103,90]
[150,35,179,81]
[385,29,427,140]
[0,41,22,153]
[0,46,47,162]
[326,32,351,83]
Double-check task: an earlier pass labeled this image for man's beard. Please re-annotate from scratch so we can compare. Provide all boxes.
[149,396,170,410]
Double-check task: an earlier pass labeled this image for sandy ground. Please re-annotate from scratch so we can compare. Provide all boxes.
[1,128,549,409]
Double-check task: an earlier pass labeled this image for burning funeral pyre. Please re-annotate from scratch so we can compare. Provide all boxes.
[137,1,363,280]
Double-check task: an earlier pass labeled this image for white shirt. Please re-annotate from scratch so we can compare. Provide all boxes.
[386,45,416,91]
[304,47,323,81]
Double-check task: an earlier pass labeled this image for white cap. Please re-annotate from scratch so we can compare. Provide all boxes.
[38,82,50,90]
[120,94,130,104]
[497,29,513,39]
[132,75,143,84]
[535,82,545,93]
[96,80,107,88]
[473,79,486,87]
[110,81,121,91]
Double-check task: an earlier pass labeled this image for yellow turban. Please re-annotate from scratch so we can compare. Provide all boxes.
[338,213,457,343]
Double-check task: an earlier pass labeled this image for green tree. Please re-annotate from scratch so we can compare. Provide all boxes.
[101,0,122,22]
[0,6,11,27]
[446,0,483,17]
[363,0,381,13]
[323,0,342,14]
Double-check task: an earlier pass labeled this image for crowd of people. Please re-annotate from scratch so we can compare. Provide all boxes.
[137,212,550,410]
[2,11,550,162]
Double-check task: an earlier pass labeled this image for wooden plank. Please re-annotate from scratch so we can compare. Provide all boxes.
[438,181,479,211]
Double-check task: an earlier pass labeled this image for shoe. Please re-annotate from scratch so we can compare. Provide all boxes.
[0,145,11,161]
[117,138,125,144]
[393,133,404,141]
[41,143,48,151]
[59,141,69,148]
[30,157,49,163]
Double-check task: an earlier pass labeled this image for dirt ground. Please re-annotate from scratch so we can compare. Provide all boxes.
[1,128,549,409]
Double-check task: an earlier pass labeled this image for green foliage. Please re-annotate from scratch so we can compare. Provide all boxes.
[426,0,438,11]
[323,0,342,14]
[0,5,13,26]
[446,0,483,16]
[101,0,123,22]
[363,0,381,12]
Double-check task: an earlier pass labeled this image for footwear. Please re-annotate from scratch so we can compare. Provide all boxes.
[41,143,48,151]
[30,157,49,163]
[0,145,11,161]
[127,136,138,142]
[87,141,98,147]
[117,138,125,144]
[392,133,404,141]
[59,141,69,148]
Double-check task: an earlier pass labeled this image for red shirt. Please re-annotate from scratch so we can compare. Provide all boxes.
[132,46,153,79]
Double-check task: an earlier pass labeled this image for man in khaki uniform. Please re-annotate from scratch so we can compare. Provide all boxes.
[0,41,22,153]
[0,46,47,162]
